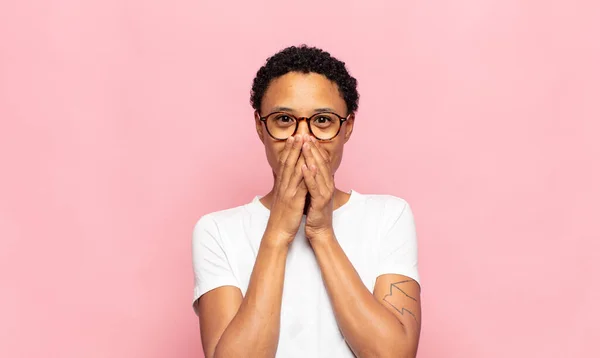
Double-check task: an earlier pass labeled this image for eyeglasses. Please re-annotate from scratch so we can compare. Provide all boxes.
[258,111,348,141]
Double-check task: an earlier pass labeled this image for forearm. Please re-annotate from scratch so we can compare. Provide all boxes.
[214,234,288,358]
[311,233,414,358]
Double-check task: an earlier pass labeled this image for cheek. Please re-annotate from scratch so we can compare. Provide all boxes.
[325,144,344,174]
[264,142,285,172]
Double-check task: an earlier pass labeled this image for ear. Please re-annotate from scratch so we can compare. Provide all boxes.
[254,111,265,143]
[343,113,355,144]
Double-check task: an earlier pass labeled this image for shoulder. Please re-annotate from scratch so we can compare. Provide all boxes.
[193,201,255,237]
[351,192,415,234]
[357,192,411,217]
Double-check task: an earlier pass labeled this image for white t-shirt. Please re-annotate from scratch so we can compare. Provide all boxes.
[192,190,420,357]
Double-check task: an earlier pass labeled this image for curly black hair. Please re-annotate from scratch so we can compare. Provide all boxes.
[250,45,359,114]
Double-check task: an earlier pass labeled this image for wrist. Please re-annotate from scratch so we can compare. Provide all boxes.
[262,226,295,249]
[306,227,335,244]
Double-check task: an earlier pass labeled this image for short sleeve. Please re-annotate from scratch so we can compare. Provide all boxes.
[192,215,240,313]
[377,199,420,285]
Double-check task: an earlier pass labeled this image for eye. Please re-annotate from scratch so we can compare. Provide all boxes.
[312,114,334,127]
[269,113,296,128]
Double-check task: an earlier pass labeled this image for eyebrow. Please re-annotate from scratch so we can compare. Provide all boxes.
[271,106,295,112]
[313,107,336,113]
[270,106,337,113]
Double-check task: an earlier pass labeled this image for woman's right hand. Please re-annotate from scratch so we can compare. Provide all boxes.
[264,135,308,246]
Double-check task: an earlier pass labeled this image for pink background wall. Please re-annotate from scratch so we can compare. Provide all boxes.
[1,0,598,357]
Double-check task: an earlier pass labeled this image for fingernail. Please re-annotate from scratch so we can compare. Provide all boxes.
[295,136,301,142]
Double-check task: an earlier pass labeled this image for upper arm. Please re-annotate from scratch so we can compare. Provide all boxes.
[373,199,421,352]
[377,199,419,282]
[374,274,421,352]
[195,286,243,358]
[192,215,243,357]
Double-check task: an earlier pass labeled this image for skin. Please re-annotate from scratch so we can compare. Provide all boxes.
[196,71,422,358]
[254,71,354,220]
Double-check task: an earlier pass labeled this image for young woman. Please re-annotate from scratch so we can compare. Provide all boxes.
[192,45,421,358]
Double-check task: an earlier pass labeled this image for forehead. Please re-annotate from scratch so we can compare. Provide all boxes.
[261,72,347,114]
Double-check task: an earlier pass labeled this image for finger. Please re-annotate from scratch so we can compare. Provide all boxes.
[288,155,306,190]
[276,136,295,178]
[281,135,304,185]
[302,142,327,195]
[312,162,329,196]
[312,138,335,190]
[306,140,333,189]
[301,141,317,172]
[282,135,294,160]
[311,136,331,163]
[301,163,319,196]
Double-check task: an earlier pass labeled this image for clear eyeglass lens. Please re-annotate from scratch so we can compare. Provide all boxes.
[266,113,296,139]
[310,114,340,139]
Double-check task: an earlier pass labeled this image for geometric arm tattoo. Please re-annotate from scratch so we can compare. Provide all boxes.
[382,280,419,324]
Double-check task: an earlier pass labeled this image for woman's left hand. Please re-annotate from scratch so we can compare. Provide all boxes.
[301,136,335,241]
